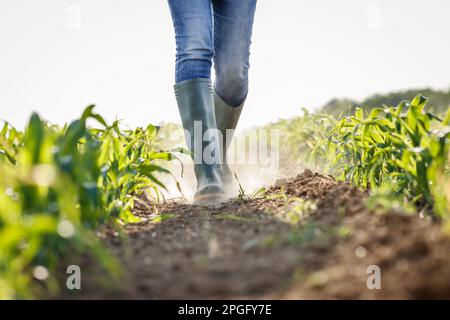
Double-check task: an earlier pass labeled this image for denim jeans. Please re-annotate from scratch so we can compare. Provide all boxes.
[167,0,257,107]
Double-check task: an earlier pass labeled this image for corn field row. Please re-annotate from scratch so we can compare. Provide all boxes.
[1,95,449,298]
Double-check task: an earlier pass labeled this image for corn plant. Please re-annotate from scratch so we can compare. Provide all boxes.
[329,95,450,212]
[0,106,175,298]
[0,121,22,165]
[274,95,450,217]
[268,109,338,173]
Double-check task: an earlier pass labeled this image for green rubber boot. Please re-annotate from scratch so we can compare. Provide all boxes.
[213,90,245,197]
[174,78,225,205]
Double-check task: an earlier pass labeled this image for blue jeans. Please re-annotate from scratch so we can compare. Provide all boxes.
[167,0,257,107]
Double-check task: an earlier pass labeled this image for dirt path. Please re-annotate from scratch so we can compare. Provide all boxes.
[69,170,450,299]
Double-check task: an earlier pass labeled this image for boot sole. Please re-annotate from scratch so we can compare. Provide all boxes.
[193,192,225,205]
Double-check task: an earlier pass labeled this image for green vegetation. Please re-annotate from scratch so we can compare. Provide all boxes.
[1,89,449,299]
[274,94,450,219]
[0,106,177,298]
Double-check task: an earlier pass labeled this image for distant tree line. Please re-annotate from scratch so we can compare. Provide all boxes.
[318,87,450,118]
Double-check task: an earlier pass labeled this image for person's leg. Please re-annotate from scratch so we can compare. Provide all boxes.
[167,0,224,204]
[212,0,257,195]
[167,0,213,83]
[212,0,257,107]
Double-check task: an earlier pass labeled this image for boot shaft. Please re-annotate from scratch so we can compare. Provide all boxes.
[174,79,221,166]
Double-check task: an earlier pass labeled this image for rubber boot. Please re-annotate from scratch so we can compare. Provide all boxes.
[213,90,245,197]
[174,78,225,205]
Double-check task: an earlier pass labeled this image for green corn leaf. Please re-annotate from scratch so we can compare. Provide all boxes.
[410,94,428,113]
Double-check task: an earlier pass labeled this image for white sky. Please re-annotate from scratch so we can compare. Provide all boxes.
[1,0,449,130]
